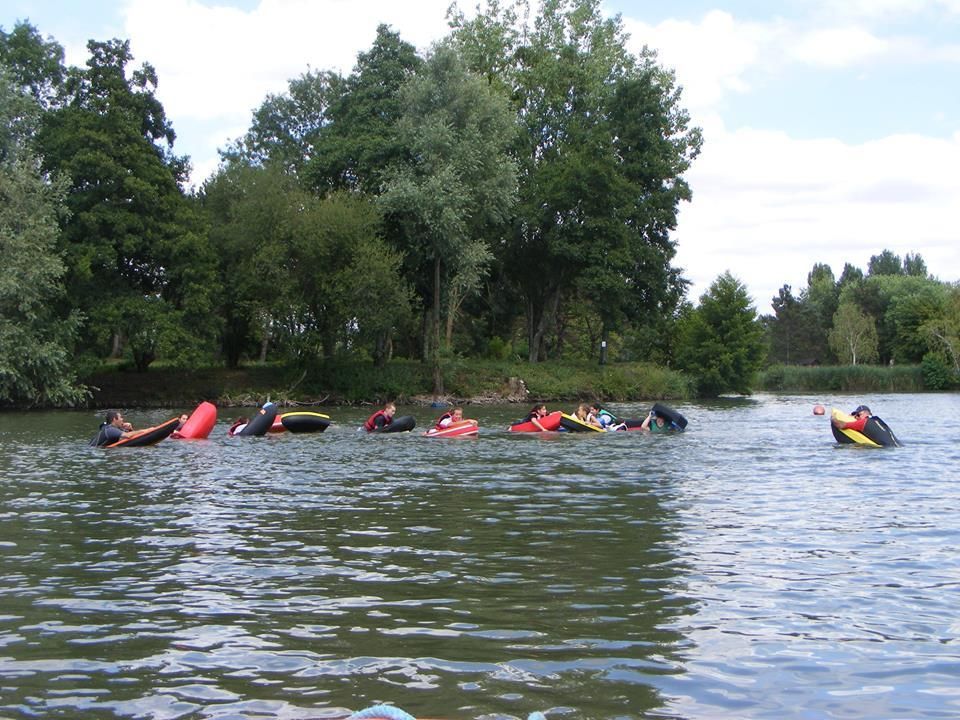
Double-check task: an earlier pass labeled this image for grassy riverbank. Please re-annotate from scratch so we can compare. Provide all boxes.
[82,358,693,408]
[79,359,946,409]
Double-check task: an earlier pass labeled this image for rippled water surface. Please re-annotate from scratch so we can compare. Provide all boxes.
[1,394,959,719]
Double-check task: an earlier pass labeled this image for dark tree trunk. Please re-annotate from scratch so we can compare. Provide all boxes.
[431,255,443,396]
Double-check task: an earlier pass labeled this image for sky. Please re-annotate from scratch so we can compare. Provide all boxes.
[4,0,960,313]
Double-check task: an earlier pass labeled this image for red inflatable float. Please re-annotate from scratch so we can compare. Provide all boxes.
[171,401,217,439]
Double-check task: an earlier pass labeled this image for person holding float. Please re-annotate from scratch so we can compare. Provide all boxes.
[362,402,416,433]
[89,409,181,447]
[364,402,396,432]
[89,409,134,446]
[640,410,667,432]
[577,404,603,428]
[435,406,464,429]
[227,417,249,437]
[172,401,218,439]
[639,403,688,433]
[515,404,550,431]
[830,404,900,447]
[423,406,479,437]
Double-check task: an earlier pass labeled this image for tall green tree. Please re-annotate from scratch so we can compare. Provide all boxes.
[675,272,766,397]
[847,273,947,365]
[224,68,340,177]
[919,283,960,374]
[766,284,820,364]
[378,42,517,394]
[883,276,948,363]
[801,262,838,362]
[903,252,928,277]
[203,162,412,366]
[0,69,84,406]
[0,21,65,108]
[837,262,864,289]
[309,25,422,195]
[35,38,217,368]
[867,249,904,277]
[451,0,700,362]
[828,301,878,365]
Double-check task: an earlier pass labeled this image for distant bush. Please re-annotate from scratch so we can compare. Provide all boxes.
[920,354,958,391]
[486,336,512,361]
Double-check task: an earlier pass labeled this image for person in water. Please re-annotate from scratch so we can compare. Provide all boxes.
[589,403,625,431]
[228,416,249,436]
[574,403,603,429]
[364,402,396,432]
[91,409,135,446]
[640,409,668,432]
[435,406,464,429]
[832,404,872,432]
[519,404,550,431]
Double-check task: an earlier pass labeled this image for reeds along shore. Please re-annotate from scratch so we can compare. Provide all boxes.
[757,364,929,393]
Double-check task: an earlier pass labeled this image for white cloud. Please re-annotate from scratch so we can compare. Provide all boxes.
[123,0,451,121]
[620,10,776,113]
[790,27,888,67]
[119,0,454,181]
[613,5,960,310]
[674,126,960,312]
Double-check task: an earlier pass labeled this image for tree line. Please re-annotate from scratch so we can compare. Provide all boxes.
[1,1,957,407]
[763,250,960,390]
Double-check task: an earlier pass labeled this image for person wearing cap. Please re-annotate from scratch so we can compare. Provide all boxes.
[832,404,872,432]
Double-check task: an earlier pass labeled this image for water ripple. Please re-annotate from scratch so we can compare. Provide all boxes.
[1,395,959,718]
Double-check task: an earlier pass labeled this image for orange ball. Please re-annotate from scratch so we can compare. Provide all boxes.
[813,404,825,415]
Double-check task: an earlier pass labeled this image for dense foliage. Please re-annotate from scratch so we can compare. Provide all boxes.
[0,67,85,406]
[2,6,957,407]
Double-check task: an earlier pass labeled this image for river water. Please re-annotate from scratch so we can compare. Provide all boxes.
[1,393,958,720]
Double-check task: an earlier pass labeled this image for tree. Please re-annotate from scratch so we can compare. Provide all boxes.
[883,276,948,363]
[919,283,960,374]
[202,162,412,367]
[766,284,820,364]
[903,252,928,278]
[35,38,218,368]
[287,188,413,363]
[451,0,700,362]
[378,42,517,394]
[223,68,340,178]
[0,21,65,108]
[850,274,949,365]
[674,272,766,397]
[308,24,422,195]
[828,302,878,365]
[867,249,903,277]
[837,262,863,289]
[801,262,838,362]
[0,69,84,406]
